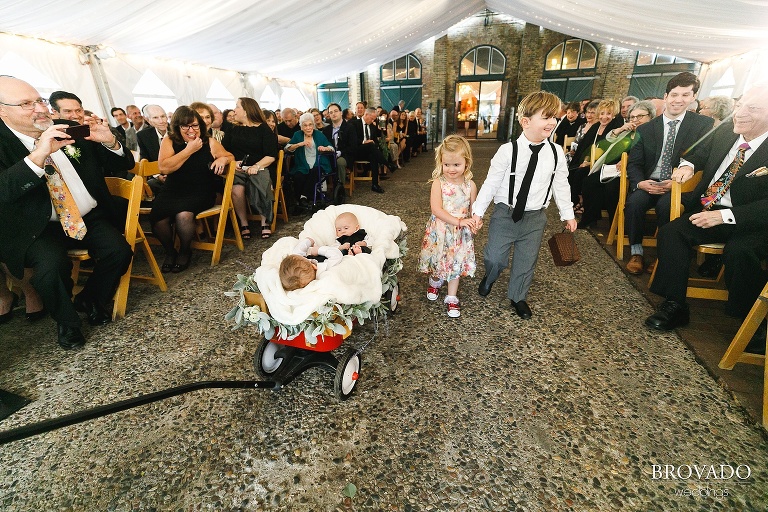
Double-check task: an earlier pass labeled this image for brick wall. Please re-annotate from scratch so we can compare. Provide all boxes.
[344,9,649,138]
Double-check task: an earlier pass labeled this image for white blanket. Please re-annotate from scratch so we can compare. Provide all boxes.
[254,205,407,326]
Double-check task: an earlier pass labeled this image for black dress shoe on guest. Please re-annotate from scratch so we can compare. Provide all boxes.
[511,300,532,320]
[57,324,86,350]
[73,294,111,326]
[25,308,47,322]
[645,300,690,331]
[477,275,493,297]
[0,293,19,324]
[371,185,385,193]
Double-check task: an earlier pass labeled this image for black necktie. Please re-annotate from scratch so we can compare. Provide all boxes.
[512,144,544,222]
[364,123,370,141]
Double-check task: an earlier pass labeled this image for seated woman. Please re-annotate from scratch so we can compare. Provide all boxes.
[386,109,401,170]
[414,107,428,155]
[395,111,410,163]
[284,112,335,208]
[698,96,735,127]
[406,111,419,158]
[0,265,45,323]
[151,106,234,273]
[568,99,623,211]
[578,100,656,228]
[221,97,278,240]
[566,99,598,166]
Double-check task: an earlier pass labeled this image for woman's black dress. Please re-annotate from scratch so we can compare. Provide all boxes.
[149,141,217,224]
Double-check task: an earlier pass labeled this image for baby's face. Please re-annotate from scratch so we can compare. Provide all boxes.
[335,219,359,237]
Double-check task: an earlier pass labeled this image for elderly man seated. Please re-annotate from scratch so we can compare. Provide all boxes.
[0,76,135,349]
[645,84,768,339]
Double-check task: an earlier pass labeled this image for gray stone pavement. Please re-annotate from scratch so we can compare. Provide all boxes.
[1,140,766,511]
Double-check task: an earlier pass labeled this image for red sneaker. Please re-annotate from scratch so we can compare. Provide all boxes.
[427,286,439,301]
[446,301,461,318]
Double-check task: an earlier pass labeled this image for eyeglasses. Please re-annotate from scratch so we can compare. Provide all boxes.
[180,123,200,131]
[629,113,650,121]
[0,98,49,110]
[735,104,764,114]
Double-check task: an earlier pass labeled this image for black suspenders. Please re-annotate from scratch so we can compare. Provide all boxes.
[508,139,559,210]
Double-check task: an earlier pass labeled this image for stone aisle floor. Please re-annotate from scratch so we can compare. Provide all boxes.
[1,140,767,511]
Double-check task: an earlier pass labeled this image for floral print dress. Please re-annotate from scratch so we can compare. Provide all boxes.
[417,177,476,281]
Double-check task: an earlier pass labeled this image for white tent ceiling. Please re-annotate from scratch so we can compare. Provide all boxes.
[1,0,767,83]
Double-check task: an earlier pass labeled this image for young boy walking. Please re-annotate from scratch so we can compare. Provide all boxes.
[472,91,577,319]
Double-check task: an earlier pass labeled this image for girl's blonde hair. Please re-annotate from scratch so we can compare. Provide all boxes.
[430,134,473,182]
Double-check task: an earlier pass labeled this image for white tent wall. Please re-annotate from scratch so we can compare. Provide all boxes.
[99,53,247,111]
[0,34,102,117]
[699,49,768,100]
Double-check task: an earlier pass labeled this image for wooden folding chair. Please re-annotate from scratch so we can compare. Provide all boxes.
[69,176,167,320]
[349,160,373,197]
[246,150,288,233]
[719,282,768,427]
[647,171,727,300]
[191,161,244,266]
[563,135,575,153]
[605,153,657,259]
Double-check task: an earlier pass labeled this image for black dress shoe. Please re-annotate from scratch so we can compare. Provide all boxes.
[477,275,493,297]
[57,324,85,350]
[645,300,690,331]
[0,293,19,324]
[511,300,532,320]
[25,308,47,322]
[73,294,111,326]
[371,185,385,193]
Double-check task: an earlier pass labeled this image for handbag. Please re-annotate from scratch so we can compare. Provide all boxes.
[548,230,580,266]
[599,163,620,183]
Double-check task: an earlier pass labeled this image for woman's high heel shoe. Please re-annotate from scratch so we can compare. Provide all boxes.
[0,293,19,324]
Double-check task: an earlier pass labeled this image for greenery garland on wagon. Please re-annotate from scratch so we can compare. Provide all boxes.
[225,235,407,341]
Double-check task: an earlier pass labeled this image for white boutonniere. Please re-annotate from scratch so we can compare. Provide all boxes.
[63,145,81,164]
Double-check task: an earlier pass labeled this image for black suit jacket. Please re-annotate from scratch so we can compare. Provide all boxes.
[681,121,768,233]
[349,118,382,149]
[0,119,135,276]
[627,112,714,190]
[322,120,357,161]
[137,127,162,162]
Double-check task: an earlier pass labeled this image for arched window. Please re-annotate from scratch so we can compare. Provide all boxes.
[545,39,597,71]
[381,54,421,82]
[380,54,423,111]
[460,46,505,76]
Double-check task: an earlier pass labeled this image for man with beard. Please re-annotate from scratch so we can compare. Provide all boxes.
[0,76,135,349]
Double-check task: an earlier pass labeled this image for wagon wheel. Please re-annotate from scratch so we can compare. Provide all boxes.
[384,282,399,313]
[334,349,361,400]
[254,338,285,378]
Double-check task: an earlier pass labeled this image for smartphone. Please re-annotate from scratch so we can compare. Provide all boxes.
[64,124,90,139]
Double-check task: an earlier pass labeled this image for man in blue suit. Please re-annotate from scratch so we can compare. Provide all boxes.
[624,72,714,274]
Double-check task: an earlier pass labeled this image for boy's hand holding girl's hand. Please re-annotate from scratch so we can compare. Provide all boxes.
[459,216,481,234]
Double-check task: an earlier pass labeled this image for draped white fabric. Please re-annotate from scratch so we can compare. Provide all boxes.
[1,0,767,117]
[2,0,765,83]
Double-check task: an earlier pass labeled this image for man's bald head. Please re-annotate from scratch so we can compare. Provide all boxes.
[0,76,53,137]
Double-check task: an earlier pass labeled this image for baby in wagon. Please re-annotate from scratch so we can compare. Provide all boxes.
[334,212,371,256]
[255,205,406,327]
[279,238,343,291]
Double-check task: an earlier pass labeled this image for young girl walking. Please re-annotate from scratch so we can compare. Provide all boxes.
[417,134,479,318]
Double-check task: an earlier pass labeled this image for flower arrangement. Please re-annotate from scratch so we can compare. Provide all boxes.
[63,145,81,164]
[225,233,407,342]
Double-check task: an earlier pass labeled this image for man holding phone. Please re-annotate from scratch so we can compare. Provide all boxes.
[0,76,136,350]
